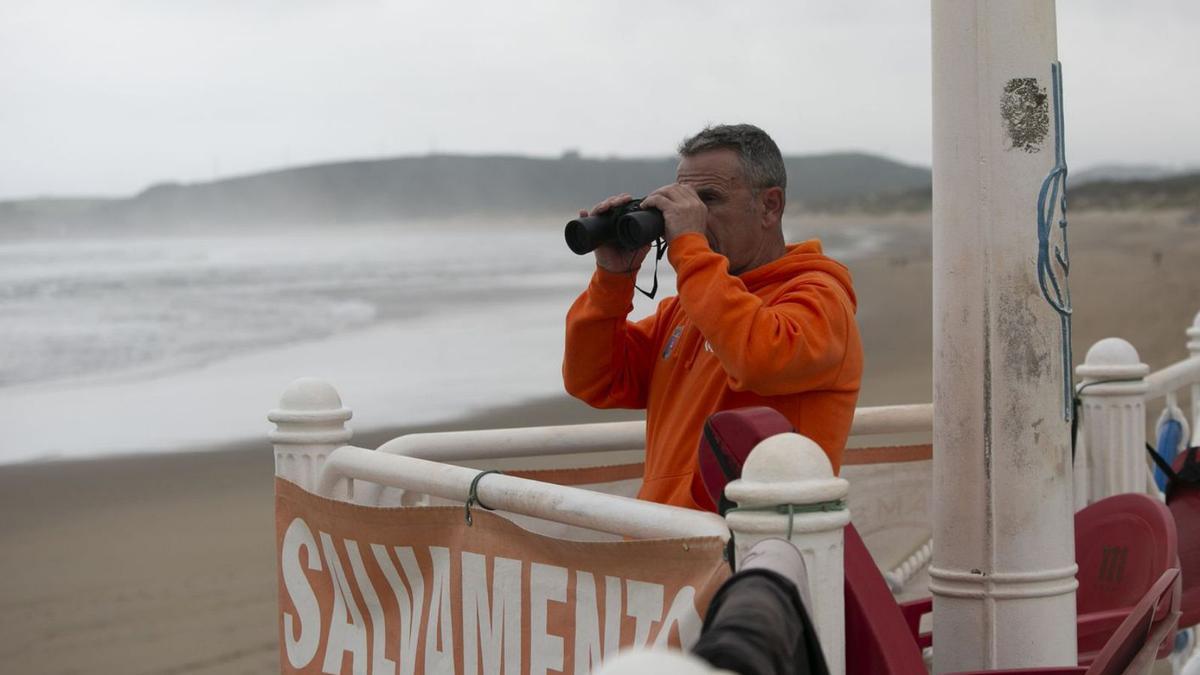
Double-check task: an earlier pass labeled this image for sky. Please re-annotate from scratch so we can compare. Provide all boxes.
[2,0,1198,200]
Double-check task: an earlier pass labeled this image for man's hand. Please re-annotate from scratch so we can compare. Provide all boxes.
[641,183,707,243]
[582,193,651,274]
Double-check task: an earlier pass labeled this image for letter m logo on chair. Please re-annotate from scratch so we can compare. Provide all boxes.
[1097,545,1129,588]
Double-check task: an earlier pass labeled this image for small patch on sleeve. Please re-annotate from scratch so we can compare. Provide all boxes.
[662,324,684,360]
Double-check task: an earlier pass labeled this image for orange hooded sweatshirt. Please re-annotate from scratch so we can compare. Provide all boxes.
[563,232,863,511]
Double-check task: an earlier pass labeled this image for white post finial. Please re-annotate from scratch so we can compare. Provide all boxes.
[1073,338,1150,507]
[724,432,850,675]
[269,377,353,493]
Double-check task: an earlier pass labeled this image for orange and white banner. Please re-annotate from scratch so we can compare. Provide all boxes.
[275,478,730,675]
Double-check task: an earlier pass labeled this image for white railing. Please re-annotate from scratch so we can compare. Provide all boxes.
[1075,310,1200,507]
[317,445,729,540]
[374,403,933,464]
[376,420,645,461]
[366,400,934,589]
[269,379,856,673]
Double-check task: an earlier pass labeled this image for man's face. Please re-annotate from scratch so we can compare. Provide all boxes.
[676,148,769,275]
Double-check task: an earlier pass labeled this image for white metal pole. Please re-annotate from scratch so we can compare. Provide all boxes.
[931,1,1077,670]
[724,433,850,675]
[268,377,353,495]
[1074,338,1150,508]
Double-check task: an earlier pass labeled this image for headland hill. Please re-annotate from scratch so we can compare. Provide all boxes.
[3,150,1195,236]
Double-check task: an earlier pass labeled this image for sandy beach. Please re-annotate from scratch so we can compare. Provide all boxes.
[3,208,1199,674]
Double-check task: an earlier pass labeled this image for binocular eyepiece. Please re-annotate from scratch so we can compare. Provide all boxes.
[564,198,665,255]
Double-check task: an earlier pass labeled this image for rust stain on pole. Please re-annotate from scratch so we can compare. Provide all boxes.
[1001,78,1050,153]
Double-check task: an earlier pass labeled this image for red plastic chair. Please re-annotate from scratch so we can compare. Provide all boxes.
[950,567,1181,675]
[1074,493,1178,664]
[1166,451,1200,627]
[844,523,928,674]
[846,532,1181,674]
[844,492,1182,675]
[895,493,1179,665]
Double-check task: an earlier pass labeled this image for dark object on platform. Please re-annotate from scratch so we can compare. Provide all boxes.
[692,568,830,675]
[564,198,665,254]
[693,406,795,513]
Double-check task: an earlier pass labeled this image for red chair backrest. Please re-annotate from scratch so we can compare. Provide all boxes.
[1167,450,1200,627]
[844,523,927,675]
[1074,493,1178,661]
[692,406,794,511]
[1075,493,1177,614]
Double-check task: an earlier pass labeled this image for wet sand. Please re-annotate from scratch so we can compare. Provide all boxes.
[2,208,1198,674]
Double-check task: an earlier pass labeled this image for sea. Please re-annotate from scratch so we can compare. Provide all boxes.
[0,220,887,464]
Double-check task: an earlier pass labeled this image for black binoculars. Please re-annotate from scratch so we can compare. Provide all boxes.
[564,198,665,255]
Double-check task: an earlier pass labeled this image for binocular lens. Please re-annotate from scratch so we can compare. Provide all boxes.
[563,200,664,255]
[565,215,614,255]
[617,211,665,250]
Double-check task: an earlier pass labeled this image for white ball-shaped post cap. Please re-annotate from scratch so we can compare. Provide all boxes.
[268,377,353,445]
[742,432,834,482]
[277,377,347,412]
[725,432,849,507]
[1075,337,1149,381]
[592,649,735,675]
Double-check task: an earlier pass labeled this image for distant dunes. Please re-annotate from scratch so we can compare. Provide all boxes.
[815,171,1200,214]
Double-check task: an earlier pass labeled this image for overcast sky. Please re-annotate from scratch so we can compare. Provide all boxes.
[2,0,1197,200]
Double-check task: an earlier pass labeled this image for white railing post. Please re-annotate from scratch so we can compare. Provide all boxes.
[1190,311,1200,445]
[723,432,850,675]
[1074,338,1150,507]
[268,377,353,494]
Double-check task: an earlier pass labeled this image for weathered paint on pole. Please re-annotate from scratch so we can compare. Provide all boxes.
[931,1,1078,671]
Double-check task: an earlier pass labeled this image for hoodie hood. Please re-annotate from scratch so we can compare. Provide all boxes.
[738,239,858,309]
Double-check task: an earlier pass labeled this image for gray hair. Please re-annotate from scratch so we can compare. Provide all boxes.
[677,124,787,193]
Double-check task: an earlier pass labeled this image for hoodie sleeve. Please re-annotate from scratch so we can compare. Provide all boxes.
[668,233,855,396]
[562,267,664,409]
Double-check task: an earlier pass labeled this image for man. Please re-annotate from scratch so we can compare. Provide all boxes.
[562,124,862,510]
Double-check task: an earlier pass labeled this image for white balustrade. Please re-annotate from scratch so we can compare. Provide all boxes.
[724,432,851,675]
[1074,338,1151,508]
[1075,311,1200,510]
[268,380,903,674]
[268,377,353,495]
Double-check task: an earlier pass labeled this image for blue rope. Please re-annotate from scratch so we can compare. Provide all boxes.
[1036,61,1074,421]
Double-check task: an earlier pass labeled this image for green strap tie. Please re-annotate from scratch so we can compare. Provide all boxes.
[725,500,847,539]
[464,470,504,526]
